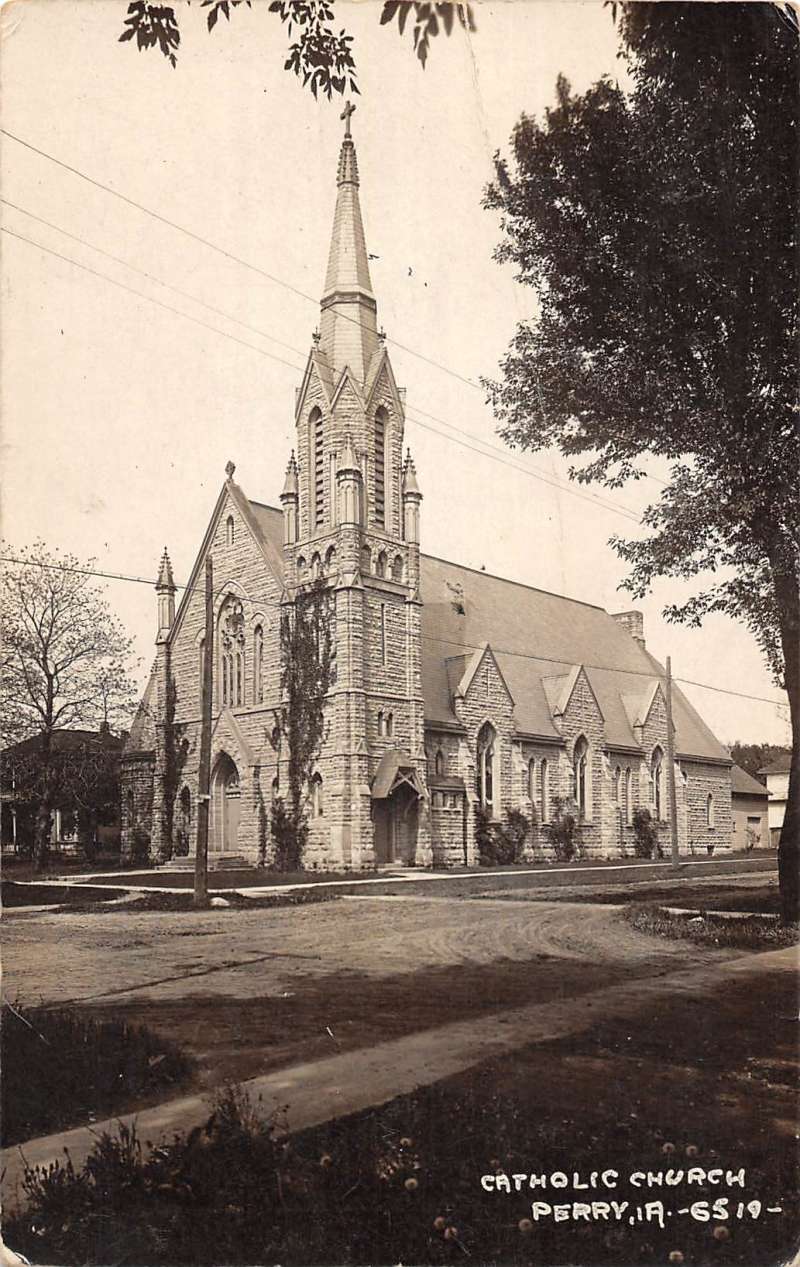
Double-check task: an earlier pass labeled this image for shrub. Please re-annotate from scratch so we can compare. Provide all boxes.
[474,807,530,865]
[131,827,151,866]
[544,796,581,861]
[269,795,306,871]
[474,804,495,865]
[632,807,660,859]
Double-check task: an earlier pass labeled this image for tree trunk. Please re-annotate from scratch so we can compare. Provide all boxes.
[33,732,55,873]
[774,566,800,924]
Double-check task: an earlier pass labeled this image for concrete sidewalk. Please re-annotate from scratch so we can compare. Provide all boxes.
[3,944,795,1215]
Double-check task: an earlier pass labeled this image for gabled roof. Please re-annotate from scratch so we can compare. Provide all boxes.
[170,479,285,645]
[731,764,769,797]
[3,728,124,761]
[759,752,792,775]
[419,554,729,762]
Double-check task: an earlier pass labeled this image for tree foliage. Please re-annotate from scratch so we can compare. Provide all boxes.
[270,579,334,870]
[729,740,790,783]
[484,2,800,918]
[1,542,139,869]
[119,0,473,95]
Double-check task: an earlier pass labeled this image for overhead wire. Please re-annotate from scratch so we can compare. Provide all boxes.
[1,216,643,525]
[0,555,787,709]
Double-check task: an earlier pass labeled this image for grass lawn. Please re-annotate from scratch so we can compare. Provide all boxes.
[2,881,127,907]
[1,1004,194,1146]
[482,882,782,915]
[623,905,797,950]
[50,888,341,914]
[6,970,796,1266]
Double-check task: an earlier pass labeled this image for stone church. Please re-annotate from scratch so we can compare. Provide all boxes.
[121,115,733,870]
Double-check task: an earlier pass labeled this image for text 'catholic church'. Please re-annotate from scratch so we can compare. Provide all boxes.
[121,114,733,869]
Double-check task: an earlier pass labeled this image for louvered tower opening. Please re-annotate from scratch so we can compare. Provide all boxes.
[313,410,324,531]
[374,409,386,527]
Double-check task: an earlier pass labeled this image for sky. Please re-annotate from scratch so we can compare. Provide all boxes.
[0,0,790,747]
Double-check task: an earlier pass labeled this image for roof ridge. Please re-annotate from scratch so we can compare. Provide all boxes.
[420,551,607,614]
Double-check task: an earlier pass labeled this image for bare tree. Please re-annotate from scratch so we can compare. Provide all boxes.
[1,542,139,870]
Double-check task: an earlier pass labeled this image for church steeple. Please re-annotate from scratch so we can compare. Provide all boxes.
[319,102,379,383]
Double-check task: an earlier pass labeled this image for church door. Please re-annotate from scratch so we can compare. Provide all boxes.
[373,801,392,864]
[211,754,240,854]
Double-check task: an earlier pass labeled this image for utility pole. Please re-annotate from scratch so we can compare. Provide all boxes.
[195,555,213,907]
[665,655,680,871]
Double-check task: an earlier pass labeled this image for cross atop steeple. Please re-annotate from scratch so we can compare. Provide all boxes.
[340,99,356,137]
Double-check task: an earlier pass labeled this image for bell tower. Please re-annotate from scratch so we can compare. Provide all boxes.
[283,104,430,869]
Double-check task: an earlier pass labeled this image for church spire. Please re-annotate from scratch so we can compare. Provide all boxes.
[318,102,379,384]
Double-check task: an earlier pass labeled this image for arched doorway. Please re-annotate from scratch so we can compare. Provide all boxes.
[211,753,240,854]
[374,783,419,866]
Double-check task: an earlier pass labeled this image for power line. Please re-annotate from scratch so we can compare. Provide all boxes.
[2,221,643,525]
[1,226,305,375]
[1,555,787,708]
[3,130,672,500]
[2,127,481,394]
[1,197,309,364]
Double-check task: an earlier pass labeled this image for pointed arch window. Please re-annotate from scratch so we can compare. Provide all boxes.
[540,758,550,822]
[528,757,537,802]
[650,746,664,821]
[477,721,498,815]
[226,515,235,546]
[310,407,324,531]
[573,736,589,819]
[385,712,394,738]
[435,749,445,777]
[374,407,388,527]
[377,709,385,737]
[219,596,245,707]
[625,766,633,825]
[361,544,371,575]
[254,624,264,704]
[376,551,387,579]
[392,554,404,583]
[613,765,622,807]
[707,793,715,829]
[311,773,324,818]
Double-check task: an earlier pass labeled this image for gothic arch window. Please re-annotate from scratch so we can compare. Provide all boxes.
[253,624,264,704]
[226,515,235,546]
[377,709,385,737]
[376,551,387,579]
[625,766,633,825]
[219,595,245,707]
[435,748,445,777]
[310,407,324,531]
[325,545,337,573]
[311,553,321,580]
[386,712,394,738]
[361,544,371,575]
[528,757,537,802]
[650,746,664,821]
[573,735,589,820]
[392,554,404,583]
[540,758,550,822]
[613,765,622,807]
[374,406,388,527]
[707,793,715,829]
[311,773,324,818]
[271,775,279,800]
[477,721,498,816]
